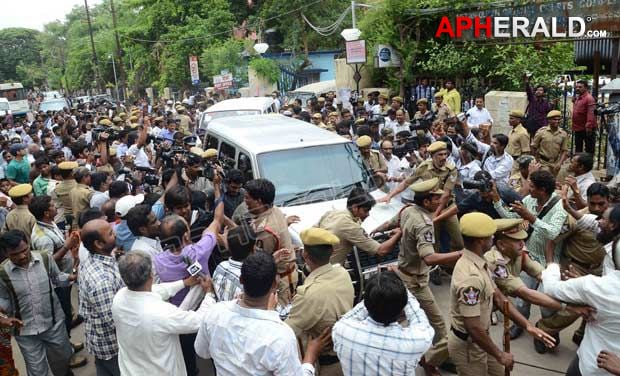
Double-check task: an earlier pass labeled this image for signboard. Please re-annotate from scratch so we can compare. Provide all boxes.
[376,44,402,68]
[189,56,200,85]
[213,73,234,90]
[345,40,366,64]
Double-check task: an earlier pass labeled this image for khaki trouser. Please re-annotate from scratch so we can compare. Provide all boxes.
[448,331,504,376]
[434,213,464,252]
[400,272,449,366]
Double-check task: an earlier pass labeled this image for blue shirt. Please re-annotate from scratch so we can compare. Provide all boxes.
[115,220,136,252]
[160,129,176,141]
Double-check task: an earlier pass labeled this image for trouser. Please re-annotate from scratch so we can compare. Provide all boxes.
[566,355,583,376]
[94,356,120,376]
[574,130,596,154]
[514,272,555,321]
[539,159,561,175]
[54,286,72,336]
[433,213,464,253]
[400,273,449,366]
[180,332,198,376]
[448,331,504,376]
[15,319,73,376]
[316,362,344,376]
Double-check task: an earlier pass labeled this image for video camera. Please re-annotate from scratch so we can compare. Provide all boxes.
[462,173,493,192]
[596,102,620,116]
[410,116,434,133]
[92,126,120,142]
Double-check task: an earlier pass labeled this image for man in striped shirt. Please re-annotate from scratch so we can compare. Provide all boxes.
[212,225,256,301]
[332,270,434,376]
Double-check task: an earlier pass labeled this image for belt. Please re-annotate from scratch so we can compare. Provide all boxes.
[511,154,520,159]
[278,263,296,278]
[451,326,469,341]
[398,265,415,277]
[568,257,600,271]
[318,354,340,366]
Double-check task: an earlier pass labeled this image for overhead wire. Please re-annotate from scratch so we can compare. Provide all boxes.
[121,0,329,44]
[301,6,351,36]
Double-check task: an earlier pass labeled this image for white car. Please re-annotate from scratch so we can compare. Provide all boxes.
[204,114,403,234]
[199,97,277,129]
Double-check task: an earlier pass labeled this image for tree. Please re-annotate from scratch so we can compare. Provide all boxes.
[0,28,42,83]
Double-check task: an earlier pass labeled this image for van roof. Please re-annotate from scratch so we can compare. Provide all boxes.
[206,97,274,113]
[291,80,336,95]
[207,114,348,154]
[0,83,24,90]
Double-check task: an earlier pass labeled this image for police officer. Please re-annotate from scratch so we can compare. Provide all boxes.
[506,110,531,170]
[318,187,401,266]
[52,161,78,229]
[70,167,94,227]
[245,178,297,308]
[449,213,555,376]
[2,184,36,242]
[381,141,464,255]
[357,135,388,186]
[531,110,569,174]
[285,228,354,376]
[176,106,193,135]
[372,178,462,375]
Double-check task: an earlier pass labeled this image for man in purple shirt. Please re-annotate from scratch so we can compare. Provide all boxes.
[524,75,554,138]
[154,200,223,376]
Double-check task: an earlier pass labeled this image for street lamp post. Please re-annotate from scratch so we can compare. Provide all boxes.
[109,54,120,101]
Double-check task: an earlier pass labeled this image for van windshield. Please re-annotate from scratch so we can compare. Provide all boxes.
[0,102,9,111]
[257,143,376,206]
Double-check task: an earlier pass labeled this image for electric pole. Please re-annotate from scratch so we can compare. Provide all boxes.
[84,0,101,92]
[110,0,126,101]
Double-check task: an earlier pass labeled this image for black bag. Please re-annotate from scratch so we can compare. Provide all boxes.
[526,195,561,239]
[523,103,541,135]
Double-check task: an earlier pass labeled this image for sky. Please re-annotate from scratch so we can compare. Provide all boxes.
[0,0,101,31]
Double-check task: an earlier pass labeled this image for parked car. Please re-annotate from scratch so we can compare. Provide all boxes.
[39,99,69,113]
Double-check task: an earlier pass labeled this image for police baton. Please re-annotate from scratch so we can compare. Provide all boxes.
[503,299,511,376]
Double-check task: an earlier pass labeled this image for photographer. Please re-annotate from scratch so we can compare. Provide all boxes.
[125,120,153,169]
[182,151,213,193]
[220,169,245,218]
[435,171,522,223]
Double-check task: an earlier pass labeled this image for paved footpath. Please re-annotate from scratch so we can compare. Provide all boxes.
[12,273,576,375]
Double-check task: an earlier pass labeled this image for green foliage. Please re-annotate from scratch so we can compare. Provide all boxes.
[200,39,248,85]
[0,28,42,83]
[249,58,280,84]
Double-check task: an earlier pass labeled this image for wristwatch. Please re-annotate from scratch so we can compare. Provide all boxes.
[560,302,567,311]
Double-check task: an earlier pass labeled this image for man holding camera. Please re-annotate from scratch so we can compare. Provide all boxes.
[182,150,213,193]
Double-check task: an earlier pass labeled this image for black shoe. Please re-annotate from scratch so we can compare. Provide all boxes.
[572,332,583,346]
[533,335,548,354]
[509,325,523,340]
[430,269,442,286]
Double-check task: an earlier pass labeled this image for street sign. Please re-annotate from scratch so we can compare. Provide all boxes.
[189,55,200,83]
[376,44,402,68]
[213,73,234,90]
[345,40,366,64]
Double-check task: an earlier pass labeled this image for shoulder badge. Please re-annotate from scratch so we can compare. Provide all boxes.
[423,229,434,243]
[493,265,509,279]
[560,222,570,234]
[462,286,481,305]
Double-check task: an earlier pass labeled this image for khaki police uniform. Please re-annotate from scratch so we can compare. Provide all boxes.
[390,196,449,366]
[484,247,544,297]
[3,184,36,243]
[285,227,353,376]
[70,183,94,227]
[532,126,569,172]
[251,206,298,306]
[507,124,530,158]
[318,210,380,266]
[536,207,606,336]
[448,213,504,376]
[404,154,464,251]
[177,112,192,135]
[363,150,387,173]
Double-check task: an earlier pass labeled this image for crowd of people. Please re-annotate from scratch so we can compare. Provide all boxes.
[0,74,617,376]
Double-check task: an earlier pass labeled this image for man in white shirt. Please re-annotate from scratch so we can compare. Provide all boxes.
[333,270,434,376]
[542,232,620,376]
[125,125,152,169]
[194,251,329,376]
[126,204,162,261]
[212,225,255,301]
[380,140,405,193]
[465,96,494,128]
[112,252,215,376]
[482,134,513,186]
[564,152,596,209]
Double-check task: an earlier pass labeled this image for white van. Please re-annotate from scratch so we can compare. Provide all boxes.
[204,114,403,234]
[289,79,337,105]
[199,97,277,129]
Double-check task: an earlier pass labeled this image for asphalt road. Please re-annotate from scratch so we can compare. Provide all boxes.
[12,272,577,375]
